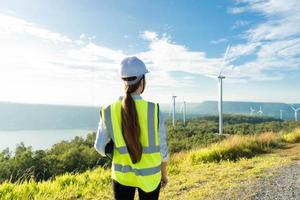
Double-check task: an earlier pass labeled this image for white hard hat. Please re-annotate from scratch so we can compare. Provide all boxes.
[120,56,149,85]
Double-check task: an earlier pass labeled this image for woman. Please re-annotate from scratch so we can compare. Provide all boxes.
[94,56,168,200]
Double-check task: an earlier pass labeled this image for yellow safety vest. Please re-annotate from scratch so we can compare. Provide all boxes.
[101,98,162,192]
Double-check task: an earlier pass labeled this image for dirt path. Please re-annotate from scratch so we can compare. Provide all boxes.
[232,143,300,200]
[221,143,300,200]
[250,160,300,200]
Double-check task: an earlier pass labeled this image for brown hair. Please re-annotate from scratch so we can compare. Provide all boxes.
[121,75,145,163]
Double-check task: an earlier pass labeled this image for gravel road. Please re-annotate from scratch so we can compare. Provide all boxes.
[250,160,300,200]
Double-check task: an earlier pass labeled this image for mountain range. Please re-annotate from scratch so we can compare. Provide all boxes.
[0,101,299,130]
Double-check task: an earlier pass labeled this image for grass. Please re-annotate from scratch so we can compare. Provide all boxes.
[189,132,282,164]
[0,167,112,200]
[0,128,300,200]
[161,143,300,200]
[282,128,300,143]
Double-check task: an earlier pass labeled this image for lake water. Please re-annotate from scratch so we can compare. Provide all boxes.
[0,129,95,153]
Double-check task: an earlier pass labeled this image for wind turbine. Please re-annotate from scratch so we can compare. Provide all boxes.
[257,106,263,115]
[180,100,187,126]
[250,107,256,115]
[204,45,230,135]
[280,109,284,120]
[169,96,177,127]
[217,45,230,135]
[290,105,300,121]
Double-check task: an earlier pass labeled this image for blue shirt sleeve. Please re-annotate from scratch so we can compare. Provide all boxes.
[159,110,169,162]
[94,116,110,157]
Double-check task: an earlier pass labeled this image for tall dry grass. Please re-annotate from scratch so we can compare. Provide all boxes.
[189,132,282,164]
[282,128,300,143]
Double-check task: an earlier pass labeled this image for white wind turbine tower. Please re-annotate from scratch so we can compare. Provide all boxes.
[290,105,300,121]
[280,109,284,120]
[169,96,177,127]
[168,102,172,117]
[250,107,256,115]
[257,106,263,115]
[180,100,187,126]
[217,45,230,135]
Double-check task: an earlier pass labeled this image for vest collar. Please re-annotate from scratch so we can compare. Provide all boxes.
[118,95,142,100]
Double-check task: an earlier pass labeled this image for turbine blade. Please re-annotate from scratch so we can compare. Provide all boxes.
[290,105,296,111]
[219,44,230,76]
[168,102,173,116]
[203,73,218,79]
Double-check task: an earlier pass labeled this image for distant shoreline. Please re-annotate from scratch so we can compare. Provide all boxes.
[0,129,94,153]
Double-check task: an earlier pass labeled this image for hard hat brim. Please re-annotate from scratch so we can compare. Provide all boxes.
[121,70,149,78]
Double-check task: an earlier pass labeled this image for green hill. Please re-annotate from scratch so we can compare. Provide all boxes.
[1,115,299,185]
[0,128,299,200]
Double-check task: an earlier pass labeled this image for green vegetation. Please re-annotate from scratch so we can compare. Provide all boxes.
[0,129,299,200]
[0,166,112,200]
[166,114,300,153]
[282,128,300,143]
[1,114,300,185]
[0,134,108,184]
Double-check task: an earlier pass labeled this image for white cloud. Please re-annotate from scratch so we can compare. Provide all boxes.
[0,13,72,43]
[79,33,86,39]
[138,31,221,76]
[227,6,248,14]
[0,16,223,105]
[231,20,250,29]
[1,0,300,105]
[0,13,125,105]
[140,31,158,41]
[226,0,300,80]
[227,42,260,60]
[210,38,228,44]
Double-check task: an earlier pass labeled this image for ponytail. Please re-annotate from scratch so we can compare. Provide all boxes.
[121,75,145,163]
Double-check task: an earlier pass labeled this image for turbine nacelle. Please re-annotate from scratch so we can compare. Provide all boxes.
[218,75,226,79]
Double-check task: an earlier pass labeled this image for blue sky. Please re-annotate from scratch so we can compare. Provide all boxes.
[0,0,299,106]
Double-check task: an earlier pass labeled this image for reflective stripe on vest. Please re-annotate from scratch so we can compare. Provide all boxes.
[113,163,161,176]
[103,102,160,154]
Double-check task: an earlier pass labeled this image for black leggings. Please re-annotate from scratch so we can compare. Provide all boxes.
[112,179,161,200]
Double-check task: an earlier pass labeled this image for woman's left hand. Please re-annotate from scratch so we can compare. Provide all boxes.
[161,175,168,188]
